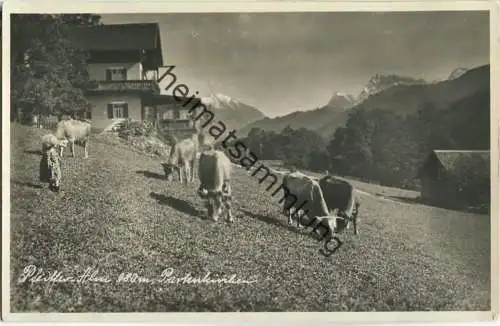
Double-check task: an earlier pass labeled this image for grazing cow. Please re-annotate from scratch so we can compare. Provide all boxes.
[280,171,359,244]
[281,171,330,227]
[54,118,92,158]
[197,149,233,222]
[318,175,360,236]
[162,132,204,184]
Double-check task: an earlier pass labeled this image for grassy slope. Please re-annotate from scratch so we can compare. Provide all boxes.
[10,124,490,312]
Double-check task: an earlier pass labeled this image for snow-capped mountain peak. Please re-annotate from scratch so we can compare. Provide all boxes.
[200,93,242,109]
[448,68,468,80]
[327,91,357,109]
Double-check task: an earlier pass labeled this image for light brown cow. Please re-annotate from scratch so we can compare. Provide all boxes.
[281,171,330,227]
[197,149,233,222]
[162,132,205,184]
[54,118,92,158]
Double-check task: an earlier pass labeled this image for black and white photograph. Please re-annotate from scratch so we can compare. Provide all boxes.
[2,0,498,322]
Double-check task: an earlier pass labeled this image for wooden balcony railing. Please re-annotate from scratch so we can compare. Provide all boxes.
[87,80,160,93]
[157,119,194,130]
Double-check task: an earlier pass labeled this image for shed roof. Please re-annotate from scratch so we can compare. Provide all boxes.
[419,150,490,179]
[433,150,490,171]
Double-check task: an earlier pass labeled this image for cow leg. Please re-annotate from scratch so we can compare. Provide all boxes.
[294,209,307,229]
[70,140,76,158]
[178,167,183,183]
[353,202,360,235]
[59,145,64,158]
[287,210,294,226]
[224,196,233,223]
[190,159,196,182]
[183,162,191,185]
[83,140,89,159]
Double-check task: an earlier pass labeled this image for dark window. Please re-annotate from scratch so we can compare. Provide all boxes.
[107,103,129,119]
[106,67,127,81]
[144,106,156,121]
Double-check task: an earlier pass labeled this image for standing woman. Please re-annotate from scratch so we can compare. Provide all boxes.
[40,134,66,192]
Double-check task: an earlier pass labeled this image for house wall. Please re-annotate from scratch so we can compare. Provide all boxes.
[421,174,458,206]
[157,104,192,120]
[87,93,142,130]
[420,177,438,202]
[87,62,142,81]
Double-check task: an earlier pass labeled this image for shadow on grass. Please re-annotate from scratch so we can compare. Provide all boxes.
[11,180,44,189]
[239,208,318,238]
[136,170,165,180]
[24,149,42,156]
[386,195,423,205]
[383,194,489,215]
[150,192,200,217]
[239,208,345,256]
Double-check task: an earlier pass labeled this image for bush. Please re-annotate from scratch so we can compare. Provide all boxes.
[128,136,170,157]
[95,132,170,158]
[116,119,155,138]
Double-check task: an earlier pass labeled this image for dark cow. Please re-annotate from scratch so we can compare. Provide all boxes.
[318,175,360,235]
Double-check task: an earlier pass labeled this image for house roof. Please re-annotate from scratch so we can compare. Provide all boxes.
[419,150,490,179]
[68,23,163,66]
[433,150,490,171]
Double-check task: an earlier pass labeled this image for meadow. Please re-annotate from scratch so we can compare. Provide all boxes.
[9,124,490,312]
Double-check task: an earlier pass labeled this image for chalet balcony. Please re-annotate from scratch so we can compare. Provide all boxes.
[157,119,194,130]
[86,80,160,94]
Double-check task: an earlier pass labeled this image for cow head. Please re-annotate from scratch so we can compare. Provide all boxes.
[161,162,176,181]
[198,183,231,222]
[58,139,69,148]
[206,193,224,221]
[197,187,223,221]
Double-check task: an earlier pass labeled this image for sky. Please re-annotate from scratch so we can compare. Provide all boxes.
[101,11,489,118]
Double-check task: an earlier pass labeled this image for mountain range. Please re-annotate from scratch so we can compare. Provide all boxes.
[198,65,489,140]
[199,93,265,131]
[235,64,489,138]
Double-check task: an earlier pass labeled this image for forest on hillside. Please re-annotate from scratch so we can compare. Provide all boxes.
[236,90,490,194]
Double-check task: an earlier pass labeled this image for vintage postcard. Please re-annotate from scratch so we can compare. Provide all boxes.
[2,0,498,323]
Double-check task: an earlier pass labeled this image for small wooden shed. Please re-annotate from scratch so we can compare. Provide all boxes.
[418,150,490,206]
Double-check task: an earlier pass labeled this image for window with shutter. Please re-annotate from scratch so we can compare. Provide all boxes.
[105,69,112,81]
[121,68,127,81]
[107,102,128,119]
[123,103,129,118]
[106,67,127,81]
[107,104,113,119]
